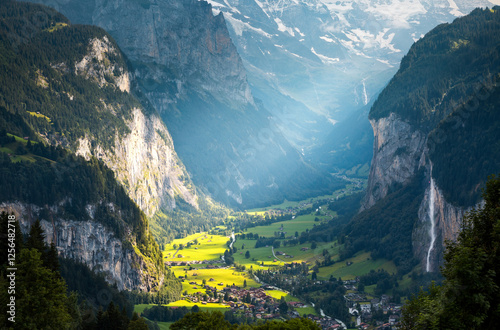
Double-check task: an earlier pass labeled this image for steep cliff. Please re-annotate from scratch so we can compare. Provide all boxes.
[351,7,500,271]
[2,202,157,291]
[30,0,341,208]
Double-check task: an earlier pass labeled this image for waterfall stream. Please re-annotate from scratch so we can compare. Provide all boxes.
[426,176,436,272]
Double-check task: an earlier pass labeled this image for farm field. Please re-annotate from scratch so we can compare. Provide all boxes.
[170,266,260,295]
[163,233,230,261]
[233,238,341,267]
[318,252,397,280]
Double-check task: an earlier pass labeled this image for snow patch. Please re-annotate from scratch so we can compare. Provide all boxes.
[274,17,295,36]
[224,13,272,38]
[311,47,339,65]
[320,35,336,43]
[447,0,464,16]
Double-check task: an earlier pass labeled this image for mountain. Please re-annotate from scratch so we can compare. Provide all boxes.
[344,6,500,273]
[28,0,342,209]
[0,0,192,291]
[197,0,496,174]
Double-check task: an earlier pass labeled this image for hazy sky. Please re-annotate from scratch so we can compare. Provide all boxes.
[490,0,500,4]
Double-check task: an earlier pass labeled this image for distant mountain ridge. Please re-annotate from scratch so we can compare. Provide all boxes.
[199,0,497,176]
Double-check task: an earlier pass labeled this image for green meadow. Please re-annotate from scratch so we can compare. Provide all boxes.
[242,213,332,238]
[317,252,397,280]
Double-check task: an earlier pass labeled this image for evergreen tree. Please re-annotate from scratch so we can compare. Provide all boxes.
[127,312,148,330]
[15,249,71,329]
[170,311,235,330]
[26,219,46,253]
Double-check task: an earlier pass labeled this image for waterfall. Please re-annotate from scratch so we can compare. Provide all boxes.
[426,175,436,272]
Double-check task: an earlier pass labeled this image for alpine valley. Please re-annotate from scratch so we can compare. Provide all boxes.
[0,0,499,329]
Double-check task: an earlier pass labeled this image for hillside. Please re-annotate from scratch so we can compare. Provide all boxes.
[0,0,188,291]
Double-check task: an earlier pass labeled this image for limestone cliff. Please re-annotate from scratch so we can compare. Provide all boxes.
[76,107,198,217]
[1,201,162,291]
[361,113,426,211]
[52,29,198,217]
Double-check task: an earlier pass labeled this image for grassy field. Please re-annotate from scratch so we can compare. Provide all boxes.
[246,190,350,212]
[171,266,260,294]
[233,238,342,268]
[232,239,283,269]
[318,252,397,280]
[242,213,332,238]
[163,233,230,261]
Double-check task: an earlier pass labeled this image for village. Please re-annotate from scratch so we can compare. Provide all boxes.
[180,280,346,330]
[343,280,403,329]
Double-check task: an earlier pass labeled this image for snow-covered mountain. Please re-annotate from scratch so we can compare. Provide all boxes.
[203,0,497,153]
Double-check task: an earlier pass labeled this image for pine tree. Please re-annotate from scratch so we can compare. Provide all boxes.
[26,219,46,253]
[15,249,71,328]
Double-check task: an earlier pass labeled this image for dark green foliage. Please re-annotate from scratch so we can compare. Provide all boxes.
[401,175,500,329]
[141,305,191,323]
[170,311,235,330]
[342,171,425,273]
[25,219,45,252]
[370,7,500,127]
[59,257,134,315]
[429,84,500,207]
[170,311,321,330]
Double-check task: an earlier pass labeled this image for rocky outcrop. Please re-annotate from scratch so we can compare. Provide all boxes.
[34,0,254,109]
[76,107,198,217]
[362,113,427,210]
[74,35,130,92]
[363,112,481,270]
[2,202,161,291]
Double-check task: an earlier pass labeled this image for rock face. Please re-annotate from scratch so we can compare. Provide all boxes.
[2,202,158,291]
[413,178,470,272]
[76,107,198,217]
[363,112,479,270]
[65,33,198,217]
[362,113,426,211]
